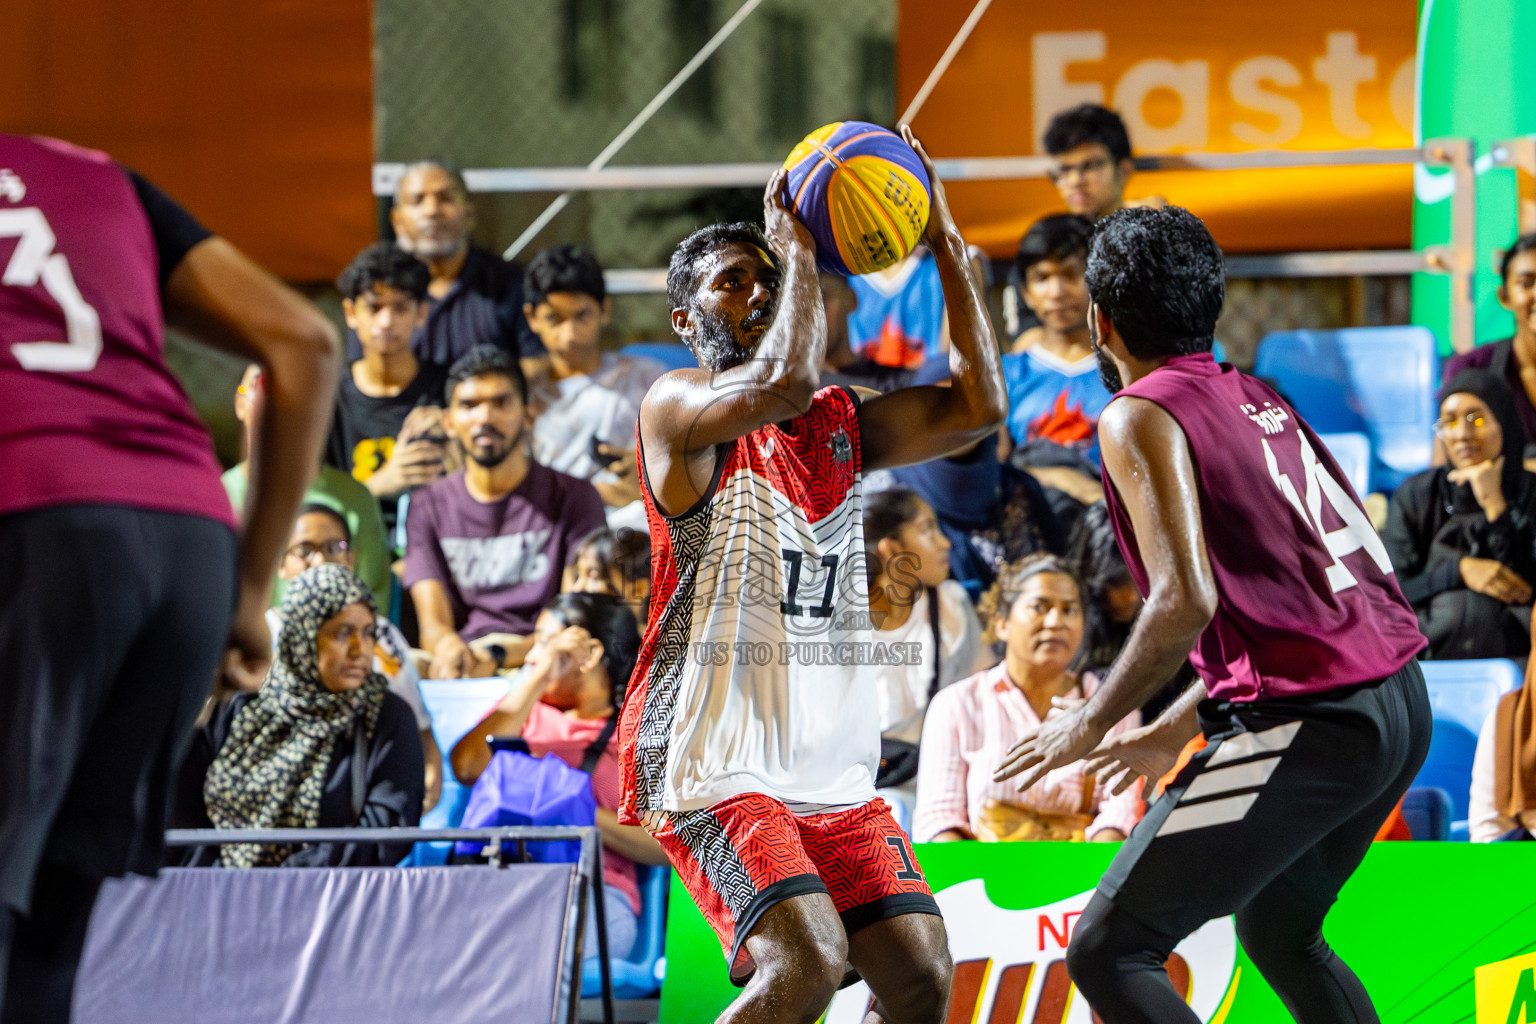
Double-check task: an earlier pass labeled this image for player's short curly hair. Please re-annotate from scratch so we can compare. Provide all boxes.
[1085,205,1224,361]
[665,222,779,318]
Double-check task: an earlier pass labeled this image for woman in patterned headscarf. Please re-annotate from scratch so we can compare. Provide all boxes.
[172,564,423,866]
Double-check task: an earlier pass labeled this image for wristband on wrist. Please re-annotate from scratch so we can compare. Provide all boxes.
[485,643,507,670]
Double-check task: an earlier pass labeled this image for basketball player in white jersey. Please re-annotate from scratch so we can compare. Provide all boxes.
[616,128,1008,1024]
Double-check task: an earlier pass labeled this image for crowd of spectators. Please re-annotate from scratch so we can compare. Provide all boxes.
[183,98,1536,991]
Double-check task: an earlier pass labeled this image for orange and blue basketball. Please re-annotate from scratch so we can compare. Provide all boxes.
[782,121,931,277]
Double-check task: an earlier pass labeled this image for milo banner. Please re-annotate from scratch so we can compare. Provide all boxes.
[659,843,1536,1023]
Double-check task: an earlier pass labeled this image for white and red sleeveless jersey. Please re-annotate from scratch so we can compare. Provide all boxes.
[620,386,899,821]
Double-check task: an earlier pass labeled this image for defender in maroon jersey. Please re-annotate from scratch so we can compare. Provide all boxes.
[0,135,339,1023]
[994,206,1430,1024]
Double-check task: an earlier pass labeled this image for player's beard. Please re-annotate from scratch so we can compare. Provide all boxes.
[1088,320,1125,394]
[692,306,772,372]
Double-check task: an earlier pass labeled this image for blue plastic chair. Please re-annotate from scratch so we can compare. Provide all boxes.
[408,677,513,865]
[1414,659,1522,841]
[1314,432,1372,499]
[582,863,671,999]
[619,341,696,372]
[1401,786,1453,841]
[1253,327,1439,493]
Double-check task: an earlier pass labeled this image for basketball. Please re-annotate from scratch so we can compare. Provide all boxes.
[782,121,931,277]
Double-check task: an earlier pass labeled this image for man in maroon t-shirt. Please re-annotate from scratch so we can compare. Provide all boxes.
[405,345,606,679]
[995,206,1430,1024]
[0,135,339,1023]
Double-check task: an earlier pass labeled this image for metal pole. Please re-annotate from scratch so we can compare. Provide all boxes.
[898,0,996,126]
[1425,137,1478,354]
[502,0,770,260]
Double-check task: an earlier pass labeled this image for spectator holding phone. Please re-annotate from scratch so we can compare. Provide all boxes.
[523,245,663,529]
[327,242,453,537]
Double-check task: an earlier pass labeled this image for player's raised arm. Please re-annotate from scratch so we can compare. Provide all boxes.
[854,127,1008,471]
[993,394,1216,789]
[164,236,342,688]
[640,169,825,515]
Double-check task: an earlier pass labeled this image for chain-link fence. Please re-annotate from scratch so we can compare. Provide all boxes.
[375,0,897,341]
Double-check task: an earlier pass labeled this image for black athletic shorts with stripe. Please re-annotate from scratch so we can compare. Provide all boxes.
[0,505,236,917]
[1070,660,1431,1023]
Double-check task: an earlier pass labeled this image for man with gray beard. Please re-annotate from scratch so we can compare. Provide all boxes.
[358,161,545,382]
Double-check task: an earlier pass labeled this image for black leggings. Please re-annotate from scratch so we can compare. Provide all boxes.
[1067,663,1430,1024]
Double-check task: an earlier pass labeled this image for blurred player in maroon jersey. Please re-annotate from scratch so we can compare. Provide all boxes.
[0,134,339,1023]
[995,206,1429,1024]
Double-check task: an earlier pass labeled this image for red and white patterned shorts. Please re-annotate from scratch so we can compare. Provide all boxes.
[650,793,940,985]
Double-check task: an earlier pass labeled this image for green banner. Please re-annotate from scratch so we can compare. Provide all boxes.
[660,843,1536,1023]
[1411,0,1536,354]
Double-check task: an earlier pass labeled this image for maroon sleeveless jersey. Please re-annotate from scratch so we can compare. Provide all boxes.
[0,135,232,526]
[1102,353,1424,702]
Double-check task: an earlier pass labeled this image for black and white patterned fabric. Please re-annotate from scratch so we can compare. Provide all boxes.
[203,564,388,867]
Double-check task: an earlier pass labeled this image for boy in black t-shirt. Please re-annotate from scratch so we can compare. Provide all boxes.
[327,242,452,536]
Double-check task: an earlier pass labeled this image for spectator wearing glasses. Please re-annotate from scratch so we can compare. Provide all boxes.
[1441,235,1536,466]
[1383,369,1536,659]
[1042,105,1164,224]
[222,364,393,605]
[267,504,441,810]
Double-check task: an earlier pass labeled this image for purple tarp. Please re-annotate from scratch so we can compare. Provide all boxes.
[76,864,579,1024]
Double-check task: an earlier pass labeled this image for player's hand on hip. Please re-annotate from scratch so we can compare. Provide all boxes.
[763,167,816,261]
[222,592,273,693]
[899,125,958,245]
[1083,721,1185,799]
[992,703,1104,792]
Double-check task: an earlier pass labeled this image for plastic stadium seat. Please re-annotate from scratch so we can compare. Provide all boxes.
[408,677,512,865]
[582,863,671,999]
[619,341,696,372]
[1253,327,1439,493]
[1414,659,1522,840]
[1401,786,1453,841]
[1315,432,1372,498]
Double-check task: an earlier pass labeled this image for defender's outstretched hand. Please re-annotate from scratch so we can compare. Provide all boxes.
[899,125,958,244]
[1083,720,1187,799]
[992,700,1106,792]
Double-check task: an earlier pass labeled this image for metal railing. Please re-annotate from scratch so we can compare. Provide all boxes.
[374,140,1480,352]
[165,826,613,1024]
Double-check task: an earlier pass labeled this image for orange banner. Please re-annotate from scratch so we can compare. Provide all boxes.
[898,0,1417,256]
[0,0,373,283]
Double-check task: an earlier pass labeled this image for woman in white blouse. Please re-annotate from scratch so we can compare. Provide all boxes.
[913,555,1143,843]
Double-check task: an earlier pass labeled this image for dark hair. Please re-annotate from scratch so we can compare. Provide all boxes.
[568,527,652,600]
[1065,503,1134,672]
[1500,233,1536,283]
[445,344,528,405]
[1015,214,1094,282]
[1043,104,1133,163]
[296,502,351,543]
[527,244,607,306]
[666,221,778,318]
[336,241,430,302]
[395,160,470,203]
[979,553,1081,631]
[543,592,641,708]
[1085,206,1225,361]
[863,487,928,587]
